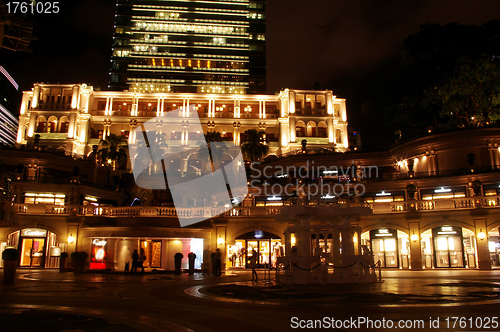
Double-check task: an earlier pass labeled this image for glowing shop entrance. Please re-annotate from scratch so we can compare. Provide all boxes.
[10,228,64,268]
[228,231,282,269]
[363,229,410,268]
[420,227,476,268]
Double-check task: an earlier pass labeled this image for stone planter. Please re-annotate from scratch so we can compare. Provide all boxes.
[2,248,19,285]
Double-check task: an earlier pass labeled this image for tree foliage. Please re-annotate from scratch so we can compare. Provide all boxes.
[198,131,225,173]
[240,129,269,163]
[98,134,128,168]
[387,20,500,135]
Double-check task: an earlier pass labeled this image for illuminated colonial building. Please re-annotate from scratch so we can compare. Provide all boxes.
[110,0,266,94]
[5,82,500,274]
[16,83,349,157]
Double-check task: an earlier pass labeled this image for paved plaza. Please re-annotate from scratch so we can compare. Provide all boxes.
[0,269,499,331]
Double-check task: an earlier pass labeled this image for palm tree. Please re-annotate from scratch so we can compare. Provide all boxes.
[132,131,167,175]
[98,134,128,184]
[241,129,268,163]
[198,131,225,173]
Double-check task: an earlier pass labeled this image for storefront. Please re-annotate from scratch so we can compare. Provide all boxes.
[420,226,476,268]
[488,227,500,267]
[362,229,410,268]
[90,237,205,271]
[8,228,64,268]
[228,231,283,269]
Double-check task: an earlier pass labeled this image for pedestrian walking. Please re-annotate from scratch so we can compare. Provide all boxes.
[131,249,139,273]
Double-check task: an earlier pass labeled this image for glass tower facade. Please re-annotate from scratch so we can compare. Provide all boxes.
[110,0,266,94]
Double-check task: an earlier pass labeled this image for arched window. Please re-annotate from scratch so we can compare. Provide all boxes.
[317,121,327,138]
[35,116,47,133]
[295,121,305,138]
[306,121,316,137]
[59,116,69,133]
[47,116,58,133]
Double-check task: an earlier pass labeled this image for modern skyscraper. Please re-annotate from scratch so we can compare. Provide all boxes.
[110,0,266,94]
[0,66,19,145]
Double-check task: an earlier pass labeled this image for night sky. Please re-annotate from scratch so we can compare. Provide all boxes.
[2,0,500,146]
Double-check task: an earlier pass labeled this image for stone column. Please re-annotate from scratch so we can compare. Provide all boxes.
[79,114,90,144]
[326,91,333,115]
[279,118,289,148]
[341,229,354,257]
[279,89,289,118]
[67,113,77,139]
[132,96,138,116]
[474,217,491,269]
[103,119,112,139]
[32,84,41,109]
[289,90,295,115]
[71,85,80,109]
[408,221,422,270]
[233,98,240,118]
[232,122,241,146]
[16,116,29,144]
[129,120,139,144]
[27,111,37,138]
[20,92,30,115]
[289,116,296,143]
[331,230,341,267]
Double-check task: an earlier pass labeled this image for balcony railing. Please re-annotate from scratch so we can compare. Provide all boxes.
[90,109,277,120]
[381,166,500,181]
[34,102,71,110]
[13,195,500,219]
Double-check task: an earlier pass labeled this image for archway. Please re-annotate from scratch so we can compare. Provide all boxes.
[317,121,327,138]
[59,116,69,133]
[295,120,305,138]
[47,116,58,133]
[35,116,47,133]
[231,231,283,269]
[306,121,316,137]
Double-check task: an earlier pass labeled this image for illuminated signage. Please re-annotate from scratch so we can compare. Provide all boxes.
[255,230,264,238]
[437,226,457,235]
[321,194,335,199]
[22,229,47,237]
[92,239,107,246]
[267,195,281,201]
[376,191,391,196]
[435,187,451,193]
[374,229,394,237]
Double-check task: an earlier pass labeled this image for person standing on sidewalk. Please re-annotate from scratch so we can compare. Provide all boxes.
[250,249,258,282]
[131,250,139,273]
[139,248,146,273]
[215,248,222,276]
